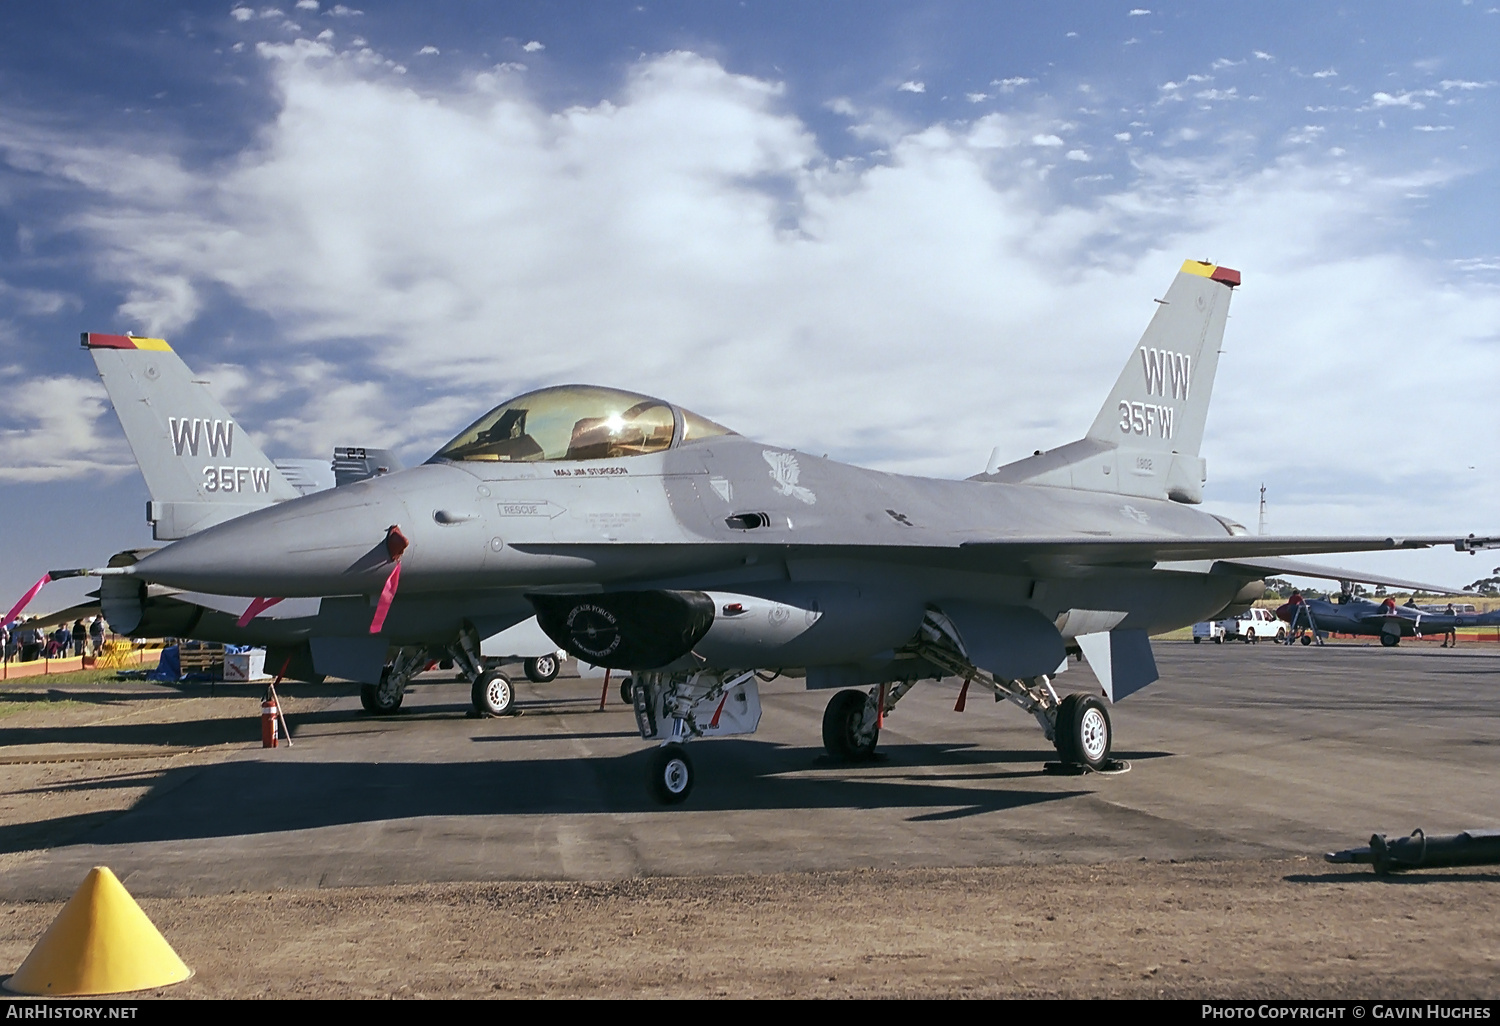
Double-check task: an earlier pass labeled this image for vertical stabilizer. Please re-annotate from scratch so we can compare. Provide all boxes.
[1085,259,1238,458]
[981,260,1239,504]
[84,333,300,540]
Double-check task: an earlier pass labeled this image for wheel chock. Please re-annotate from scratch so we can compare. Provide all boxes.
[4,866,192,996]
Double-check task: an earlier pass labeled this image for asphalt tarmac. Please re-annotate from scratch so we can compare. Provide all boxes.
[3,642,1498,900]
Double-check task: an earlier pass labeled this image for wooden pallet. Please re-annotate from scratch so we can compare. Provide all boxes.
[178,644,224,674]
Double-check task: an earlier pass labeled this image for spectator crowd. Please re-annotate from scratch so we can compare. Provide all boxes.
[2,615,108,663]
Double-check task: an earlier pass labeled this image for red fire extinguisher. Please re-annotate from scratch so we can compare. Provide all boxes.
[261,689,280,748]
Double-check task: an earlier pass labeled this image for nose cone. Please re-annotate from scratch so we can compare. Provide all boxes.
[133,476,414,597]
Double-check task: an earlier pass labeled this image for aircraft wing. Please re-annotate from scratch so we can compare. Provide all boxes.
[510,534,1474,582]
[1202,555,1466,595]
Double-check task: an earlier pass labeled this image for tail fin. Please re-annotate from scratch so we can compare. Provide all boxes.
[84,333,300,540]
[982,260,1239,504]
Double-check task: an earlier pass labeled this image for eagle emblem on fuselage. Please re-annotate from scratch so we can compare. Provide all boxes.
[763,450,817,505]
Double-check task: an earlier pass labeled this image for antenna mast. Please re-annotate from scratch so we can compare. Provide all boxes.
[1258,483,1267,536]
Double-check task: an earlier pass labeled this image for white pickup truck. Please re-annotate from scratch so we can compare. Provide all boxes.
[1221,607,1287,643]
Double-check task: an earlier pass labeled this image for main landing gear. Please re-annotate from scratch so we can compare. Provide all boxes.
[626,610,1126,805]
[360,647,429,715]
[361,627,523,719]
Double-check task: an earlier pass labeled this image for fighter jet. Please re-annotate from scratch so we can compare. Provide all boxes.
[1275,592,1500,646]
[30,260,1499,802]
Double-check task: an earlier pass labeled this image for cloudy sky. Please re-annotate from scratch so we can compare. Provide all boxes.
[2,1,1497,606]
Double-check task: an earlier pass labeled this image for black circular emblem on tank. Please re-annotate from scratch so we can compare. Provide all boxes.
[564,604,621,659]
[527,590,715,670]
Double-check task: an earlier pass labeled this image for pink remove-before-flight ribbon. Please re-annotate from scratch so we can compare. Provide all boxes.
[368,561,402,634]
[4,573,52,626]
[236,596,284,628]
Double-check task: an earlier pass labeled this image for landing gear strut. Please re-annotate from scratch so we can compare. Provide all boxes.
[630,669,763,805]
[360,646,428,715]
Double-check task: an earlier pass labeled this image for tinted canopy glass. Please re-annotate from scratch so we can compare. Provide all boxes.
[434,385,733,463]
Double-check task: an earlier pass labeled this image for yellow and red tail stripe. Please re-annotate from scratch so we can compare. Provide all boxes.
[80,332,173,351]
[1179,259,1241,287]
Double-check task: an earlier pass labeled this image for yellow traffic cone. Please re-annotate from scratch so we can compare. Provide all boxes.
[4,866,192,996]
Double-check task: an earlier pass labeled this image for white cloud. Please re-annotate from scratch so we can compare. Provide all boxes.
[522,41,545,52]
[992,77,1034,90]
[1065,149,1090,161]
[230,6,254,21]
[0,46,1495,557]
[418,45,439,56]
[1114,132,1132,141]
[1128,8,1151,15]
[1413,124,1454,131]
[329,4,361,15]
[0,376,131,482]
[296,0,319,10]
[1440,79,1494,90]
[1253,51,1274,61]
[965,93,988,103]
[897,80,925,93]
[1312,69,1338,79]
[1369,90,1439,109]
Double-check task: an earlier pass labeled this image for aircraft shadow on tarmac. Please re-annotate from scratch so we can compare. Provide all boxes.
[0,740,1097,854]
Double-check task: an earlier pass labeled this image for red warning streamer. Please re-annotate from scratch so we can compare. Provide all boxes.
[236,596,284,628]
[4,573,51,626]
[367,526,408,635]
[368,562,402,634]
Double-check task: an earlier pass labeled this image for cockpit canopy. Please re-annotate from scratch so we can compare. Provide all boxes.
[432,384,735,463]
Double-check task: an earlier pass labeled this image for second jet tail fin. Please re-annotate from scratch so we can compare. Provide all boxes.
[84,332,300,540]
[980,259,1240,504]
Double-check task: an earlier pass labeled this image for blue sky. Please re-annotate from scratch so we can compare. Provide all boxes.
[2,1,1498,605]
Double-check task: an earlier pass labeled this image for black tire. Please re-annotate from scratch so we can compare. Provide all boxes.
[647,743,693,804]
[619,676,634,705]
[1380,633,1400,648]
[1193,637,1202,644]
[1213,636,1223,644]
[822,689,878,761]
[472,670,515,716]
[524,654,559,683]
[1054,693,1112,769]
[1276,629,1287,642]
[1300,634,1312,646]
[359,669,404,716]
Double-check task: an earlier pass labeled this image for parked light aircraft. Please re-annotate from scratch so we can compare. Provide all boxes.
[1275,592,1500,646]
[27,260,1498,802]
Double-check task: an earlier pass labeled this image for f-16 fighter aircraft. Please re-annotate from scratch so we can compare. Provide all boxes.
[1275,592,1500,647]
[32,260,1498,803]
